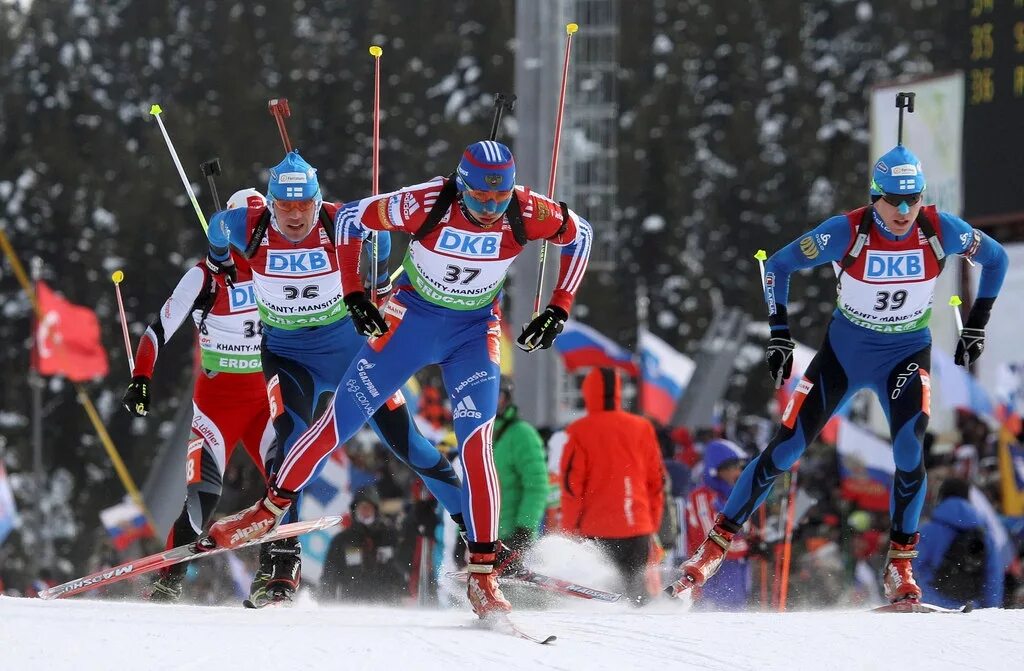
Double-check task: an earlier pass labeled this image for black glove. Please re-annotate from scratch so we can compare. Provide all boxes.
[955,298,993,367]
[517,305,567,352]
[344,291,389,337]
[122,375,151,417]
[205,252,236,287]
[766,330,795,389]
[955,327,985,367]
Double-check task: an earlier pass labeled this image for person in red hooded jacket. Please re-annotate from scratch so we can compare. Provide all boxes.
[560,367,666,604]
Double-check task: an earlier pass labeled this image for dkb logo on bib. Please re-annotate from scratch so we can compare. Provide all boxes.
[864,250,924,281]
[266,249,330,277]
[437,230,502,260]
[228,282,257,312]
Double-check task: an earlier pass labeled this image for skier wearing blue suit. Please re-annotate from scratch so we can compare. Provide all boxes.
[204,151,463,607]
[671,144,1008,606]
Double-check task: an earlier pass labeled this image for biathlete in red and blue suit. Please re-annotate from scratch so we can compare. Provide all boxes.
[204,141,593,618]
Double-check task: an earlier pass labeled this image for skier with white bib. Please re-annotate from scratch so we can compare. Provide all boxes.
[671,144,1008,606]
[202,140,593,618]
[202,151,464,607]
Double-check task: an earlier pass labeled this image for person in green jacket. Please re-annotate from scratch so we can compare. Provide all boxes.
[493,377,549,559]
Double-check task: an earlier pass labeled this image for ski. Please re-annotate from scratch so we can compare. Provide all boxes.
[446,569,621,603]
[872,601,974,614]
[480,614,557,645]
[38,516,342,600]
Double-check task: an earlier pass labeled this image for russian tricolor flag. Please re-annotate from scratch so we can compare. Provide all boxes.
[99,498,152,551]
[555,320,639,375]
[836,420,893,512]
[638,329,695,425]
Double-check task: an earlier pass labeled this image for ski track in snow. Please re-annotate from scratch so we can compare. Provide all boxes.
[2,596,1022,671]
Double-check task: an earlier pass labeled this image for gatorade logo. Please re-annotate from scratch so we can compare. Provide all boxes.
[864,250,924,281]
[436,230,502,260]
[266,249,330,277]
[228,282,257,311]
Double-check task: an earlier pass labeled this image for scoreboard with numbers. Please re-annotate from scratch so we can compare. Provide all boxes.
[962,0,1024,222]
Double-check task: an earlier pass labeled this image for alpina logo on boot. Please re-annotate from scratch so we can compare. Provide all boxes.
[230,519,274,545]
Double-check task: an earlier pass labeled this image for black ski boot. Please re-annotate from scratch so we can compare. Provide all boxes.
[146,565,185,602]
[244,537,301,608]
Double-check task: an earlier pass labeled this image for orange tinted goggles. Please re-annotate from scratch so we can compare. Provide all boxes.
[464,188,514,204]
[274,199,315,213]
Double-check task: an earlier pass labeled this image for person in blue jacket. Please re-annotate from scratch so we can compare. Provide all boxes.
[914,477,1004,609]
[672,144,1009,606]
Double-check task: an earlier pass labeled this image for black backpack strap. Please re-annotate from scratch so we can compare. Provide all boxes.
[412,174,459,242]
[839,207,873,272]
[243,208,272,259]
[546,201,571,241]
[915,210,946,271]
[505,191,528,246]
[319,204,336,251]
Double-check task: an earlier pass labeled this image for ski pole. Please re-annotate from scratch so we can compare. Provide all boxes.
[111,270,134,372]
[755,249,768,295]
[268,98,293,152]
[777,462,800,612]
[531,22,578,318]
[369,45,383,306]
[200,158,224,211]
[148,105,209,233]
[950,295,964,333]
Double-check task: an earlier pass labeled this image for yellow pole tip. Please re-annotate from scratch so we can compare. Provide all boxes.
[566,23,579,34]
[111,270,124,283]
[949,295,962,307]
[149,104,162,116]
[754,250,768,261]
[369,45,383,57]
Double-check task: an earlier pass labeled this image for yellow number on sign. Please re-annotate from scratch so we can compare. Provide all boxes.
[970,68,995,104]
[1015,66,1024,97]
[970,23,995,61]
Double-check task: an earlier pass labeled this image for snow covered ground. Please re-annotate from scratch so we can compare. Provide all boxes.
[3,595,1022,671]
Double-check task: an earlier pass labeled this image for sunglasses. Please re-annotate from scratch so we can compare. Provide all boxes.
[274,199,315,213]
[880,192,922,208]
[464,188,514,204]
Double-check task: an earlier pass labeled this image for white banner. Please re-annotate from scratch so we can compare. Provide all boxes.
[870,73,964,216]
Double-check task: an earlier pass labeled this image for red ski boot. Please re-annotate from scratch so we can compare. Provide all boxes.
[467,551,512,618]
[200,487,294,551]
[666,514,740,597]
[883,533,922,603]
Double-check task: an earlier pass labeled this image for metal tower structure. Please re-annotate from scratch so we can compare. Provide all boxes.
[513,0,619,427]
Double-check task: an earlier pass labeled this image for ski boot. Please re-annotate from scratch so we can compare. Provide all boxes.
[666,513,740,597]
[145,566,185,603]
[244,537,301,608]
[883,533,922,604]
[466,544,512,618]
[201,486,294,550]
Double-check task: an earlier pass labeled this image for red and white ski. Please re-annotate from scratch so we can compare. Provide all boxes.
[38,516,342,600]
[446,569,621,603]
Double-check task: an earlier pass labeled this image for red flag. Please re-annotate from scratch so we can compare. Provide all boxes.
[32,281,108,381]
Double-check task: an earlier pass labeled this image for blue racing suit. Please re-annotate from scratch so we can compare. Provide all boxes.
[721,205,1008,539]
